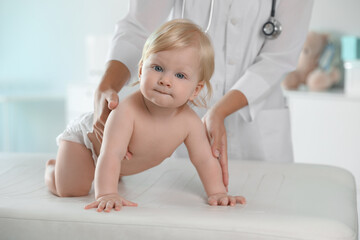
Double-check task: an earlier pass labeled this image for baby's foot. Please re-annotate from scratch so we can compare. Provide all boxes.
[45,159,56,181]
[45,159,57,195]
[46,159,56,167]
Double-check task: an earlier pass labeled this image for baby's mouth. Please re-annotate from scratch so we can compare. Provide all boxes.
[154,89,172,96]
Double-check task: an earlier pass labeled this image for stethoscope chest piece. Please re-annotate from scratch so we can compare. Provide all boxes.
[262,17,282,39]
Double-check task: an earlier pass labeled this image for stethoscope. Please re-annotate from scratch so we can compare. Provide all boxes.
[181,0,282,39]
[262,0,282,39]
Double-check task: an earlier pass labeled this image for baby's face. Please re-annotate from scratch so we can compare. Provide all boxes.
[139,46,203,109]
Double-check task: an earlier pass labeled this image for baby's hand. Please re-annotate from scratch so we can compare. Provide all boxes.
[84,193,138,212]
[208,193,246,206]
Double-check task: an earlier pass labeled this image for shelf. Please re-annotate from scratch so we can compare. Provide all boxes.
[283,87,360,102]
[0,91,64,102]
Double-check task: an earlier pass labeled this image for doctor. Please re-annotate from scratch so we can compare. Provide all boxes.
[93,0,314,187]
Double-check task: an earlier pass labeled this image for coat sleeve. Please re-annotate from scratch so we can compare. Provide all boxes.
[230,0,314,122]
[107,0,175,79]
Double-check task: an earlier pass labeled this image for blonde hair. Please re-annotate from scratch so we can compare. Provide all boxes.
[138,19,214,108]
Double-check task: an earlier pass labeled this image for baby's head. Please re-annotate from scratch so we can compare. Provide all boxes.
[138,19,214,107]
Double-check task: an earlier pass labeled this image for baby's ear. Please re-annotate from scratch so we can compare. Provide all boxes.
[138,61,143,79]
[189,81,204,101]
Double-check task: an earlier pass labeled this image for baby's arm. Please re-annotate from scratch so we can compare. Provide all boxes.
[85,103,137,212]
[184,115,246,206]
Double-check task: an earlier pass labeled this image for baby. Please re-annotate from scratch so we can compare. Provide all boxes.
[45,19,246,212]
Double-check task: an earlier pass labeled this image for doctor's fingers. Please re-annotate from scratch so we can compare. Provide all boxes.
[208,129,229,189]
[96,107,108,128]
[125,150,133,161]
[105,90,119,110]
[206,115,226,156]
[201,116,212,143]
[93,109,106,143]
[95,91,115,126]
[93,125,104,143]
[219,134,229,190]
[94,120,104,133]
[210,127,226,159]
[202,114,225,160]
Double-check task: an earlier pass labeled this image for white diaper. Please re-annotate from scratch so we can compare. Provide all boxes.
[56,112,98,164]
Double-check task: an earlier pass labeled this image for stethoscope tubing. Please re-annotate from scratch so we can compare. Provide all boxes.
[181,0,214,33]
[182,0,280,39]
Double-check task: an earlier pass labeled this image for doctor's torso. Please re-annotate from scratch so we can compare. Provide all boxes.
[112,0,313,161]
[171,0,292,161]
[173,0,272,105]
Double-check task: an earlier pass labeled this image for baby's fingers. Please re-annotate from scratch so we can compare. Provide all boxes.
[122,199,138,207]
[229,196,236,206]
[114,200,122,211]
[84,201,99,210]
[207,196,229,206]
[104,201,115,212]
[219,196,229,206]
[207,196,217,206]
[235,196,246,204]
[97,201,107,212]
[208,194,246,206]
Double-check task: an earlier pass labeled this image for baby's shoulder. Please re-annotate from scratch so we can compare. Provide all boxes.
[113,91,141,116]
[179,105,203,126]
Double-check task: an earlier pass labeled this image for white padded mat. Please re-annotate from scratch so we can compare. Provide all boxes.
[0,153,358,240]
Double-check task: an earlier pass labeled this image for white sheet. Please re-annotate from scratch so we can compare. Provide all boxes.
[0,153,358,240]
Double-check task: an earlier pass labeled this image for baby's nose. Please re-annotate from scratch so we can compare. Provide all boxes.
[158,75,172,87]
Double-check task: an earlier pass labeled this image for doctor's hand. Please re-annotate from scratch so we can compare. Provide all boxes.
[202,108,229,191]
[93,88,119,143]
[93,61,130,143]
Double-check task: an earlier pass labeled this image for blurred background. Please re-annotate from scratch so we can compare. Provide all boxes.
[1,0,360,181]
[0,0,127,152]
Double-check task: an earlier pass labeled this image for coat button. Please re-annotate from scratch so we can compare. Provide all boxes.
[230,18,238,25]
[228,58,236,65]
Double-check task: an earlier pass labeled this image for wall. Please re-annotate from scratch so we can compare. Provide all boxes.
[0,0,128,88]
[0,0,129,152]
[1,0,360,92]
[310,0,360,36]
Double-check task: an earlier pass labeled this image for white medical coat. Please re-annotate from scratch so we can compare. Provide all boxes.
[107,0,314,162]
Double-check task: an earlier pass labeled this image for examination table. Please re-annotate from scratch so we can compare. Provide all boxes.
[0,153,358,240]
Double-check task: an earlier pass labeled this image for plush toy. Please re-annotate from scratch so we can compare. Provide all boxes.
[282,31,341,91]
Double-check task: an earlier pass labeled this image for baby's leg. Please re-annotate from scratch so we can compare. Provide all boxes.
[45,140,95,197]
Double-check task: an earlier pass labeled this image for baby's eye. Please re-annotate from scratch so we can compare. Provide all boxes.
[153,65,163,72]
[175,73,185,79]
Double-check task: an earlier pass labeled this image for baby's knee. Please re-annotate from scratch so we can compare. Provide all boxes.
[56,185,91,197]
[55,178,92,197]
[53,169,93,197]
